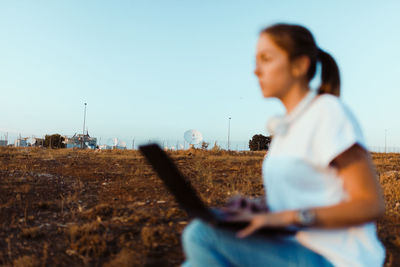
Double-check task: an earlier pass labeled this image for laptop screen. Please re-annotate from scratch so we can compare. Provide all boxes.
[139,144,215,221]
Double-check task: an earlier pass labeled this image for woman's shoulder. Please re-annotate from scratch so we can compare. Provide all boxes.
[310,93,354,120]
[313,93,343,111]
[304,93,366,167]
[304,93,364,142]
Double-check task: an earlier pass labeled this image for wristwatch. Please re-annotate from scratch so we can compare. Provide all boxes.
[296,209,317,227]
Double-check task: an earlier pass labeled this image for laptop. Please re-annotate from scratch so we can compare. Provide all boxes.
[139,143,299,236]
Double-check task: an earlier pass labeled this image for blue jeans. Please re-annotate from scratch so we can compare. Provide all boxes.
[182,219,333,267]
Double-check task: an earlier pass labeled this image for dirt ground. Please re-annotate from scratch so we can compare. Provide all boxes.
[0,147,399,266]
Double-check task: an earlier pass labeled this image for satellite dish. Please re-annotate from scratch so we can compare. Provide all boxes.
[184,129,203,145]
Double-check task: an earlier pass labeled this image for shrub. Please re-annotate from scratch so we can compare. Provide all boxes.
[248,134,272,151]
[44,134,65,149]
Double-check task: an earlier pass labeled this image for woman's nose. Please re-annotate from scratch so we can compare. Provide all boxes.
[254,66,261,77]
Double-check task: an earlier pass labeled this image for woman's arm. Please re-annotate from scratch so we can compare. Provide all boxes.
[308,144,385,228]
[235,144,385,238]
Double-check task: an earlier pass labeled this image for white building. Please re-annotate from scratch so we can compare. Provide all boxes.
[32,138,45,147]
[15,138,28,147]
[0,140,7,147]
[99,138,127,150]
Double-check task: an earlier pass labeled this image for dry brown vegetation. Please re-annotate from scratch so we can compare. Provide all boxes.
[0,147,399,266]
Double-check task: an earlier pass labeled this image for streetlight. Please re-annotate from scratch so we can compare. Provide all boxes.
[82,102,87,149]
[385,129,387,154]
[228,117,231,151]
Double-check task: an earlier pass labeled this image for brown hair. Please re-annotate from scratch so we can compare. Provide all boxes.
[262,23,340,97]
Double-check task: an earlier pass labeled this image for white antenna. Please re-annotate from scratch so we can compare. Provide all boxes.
[82,102,87,149]
[228,117,231,150]
[385,129,387,154]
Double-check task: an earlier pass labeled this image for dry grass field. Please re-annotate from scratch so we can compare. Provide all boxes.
[0,147,399,266]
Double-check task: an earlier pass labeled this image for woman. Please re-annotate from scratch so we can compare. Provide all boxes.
[181,24,386,267]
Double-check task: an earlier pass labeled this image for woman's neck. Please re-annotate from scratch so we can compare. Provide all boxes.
[280,84,310,114]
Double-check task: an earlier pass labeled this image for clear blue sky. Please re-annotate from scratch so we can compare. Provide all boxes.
[1,1,399,149]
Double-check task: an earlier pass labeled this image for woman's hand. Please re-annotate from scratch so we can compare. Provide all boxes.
[227,210,296,238]
[222,195,268,215]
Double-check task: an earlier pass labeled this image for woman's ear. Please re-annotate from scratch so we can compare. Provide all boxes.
[291,55,310,78]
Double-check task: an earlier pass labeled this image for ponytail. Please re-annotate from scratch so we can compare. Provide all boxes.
[317,48,340,97]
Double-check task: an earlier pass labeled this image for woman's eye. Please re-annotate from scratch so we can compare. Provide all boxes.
[259,55,271,61]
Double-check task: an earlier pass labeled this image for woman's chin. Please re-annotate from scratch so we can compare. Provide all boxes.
[261,92,275,98]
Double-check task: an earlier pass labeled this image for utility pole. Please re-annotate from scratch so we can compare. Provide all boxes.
[82,103,87,149]
[385,129,387,154]
[228,117,231,151]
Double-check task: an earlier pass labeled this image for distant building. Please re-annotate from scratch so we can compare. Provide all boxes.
[99,144,112,150]
[99,138,127,150]
[98,144,127,150]
[15,138,29,147]
[64,133,97,149]
[114,144,127,150]
[0,140,7,147]
[32,138,45,147]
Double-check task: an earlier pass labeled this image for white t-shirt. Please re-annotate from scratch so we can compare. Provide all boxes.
[262,91,385,267]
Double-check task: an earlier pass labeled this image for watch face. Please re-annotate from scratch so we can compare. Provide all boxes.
[299,209,316,226]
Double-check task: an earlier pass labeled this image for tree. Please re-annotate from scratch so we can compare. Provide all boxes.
[249,134,272,151]
[44,134,65,149]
